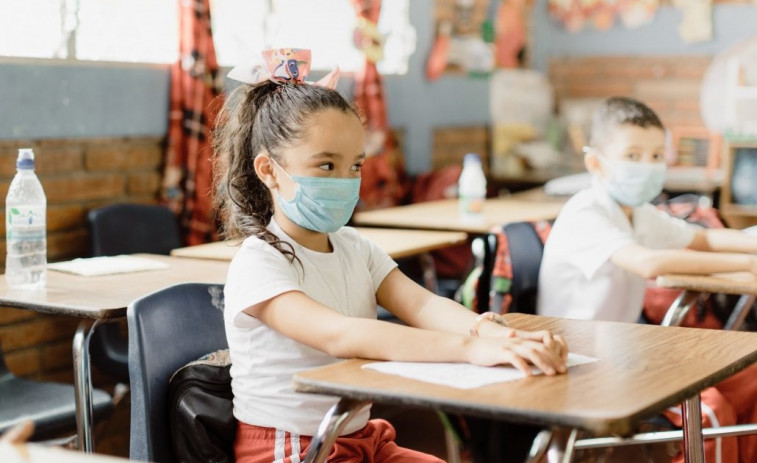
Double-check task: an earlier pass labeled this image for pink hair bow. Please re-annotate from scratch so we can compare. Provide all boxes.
[226,48,340,90]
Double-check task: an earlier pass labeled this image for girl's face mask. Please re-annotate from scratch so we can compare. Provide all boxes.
[598,156,666,207]
[270,157,361,233]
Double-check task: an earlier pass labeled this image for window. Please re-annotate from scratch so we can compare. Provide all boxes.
[0,0,414,75]
[211,0,415,74]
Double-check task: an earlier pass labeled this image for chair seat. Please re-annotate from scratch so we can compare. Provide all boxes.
[0,376,112,439]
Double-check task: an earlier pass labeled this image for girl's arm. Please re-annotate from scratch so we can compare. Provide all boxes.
[245,289,567,375]
[688,228,757,254]
[610,243,757,279]
[377,268,566,352]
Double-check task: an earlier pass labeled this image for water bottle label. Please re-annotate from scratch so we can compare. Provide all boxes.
[7,206,45,232]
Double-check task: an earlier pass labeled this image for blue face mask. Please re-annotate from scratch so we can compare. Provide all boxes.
[598,157,666,207]
[271,158,361,233]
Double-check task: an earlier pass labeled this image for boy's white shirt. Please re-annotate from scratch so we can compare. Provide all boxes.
[223,218,397,436]
[537,178,697,323]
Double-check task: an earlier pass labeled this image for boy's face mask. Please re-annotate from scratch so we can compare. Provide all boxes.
[598,156,666,207]
[270,157,361,233]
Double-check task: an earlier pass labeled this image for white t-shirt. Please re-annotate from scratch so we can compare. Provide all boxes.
[537,182,697,323]
[223,219,397,436]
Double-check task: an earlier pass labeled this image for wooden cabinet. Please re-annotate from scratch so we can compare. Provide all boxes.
[720,140,757,228]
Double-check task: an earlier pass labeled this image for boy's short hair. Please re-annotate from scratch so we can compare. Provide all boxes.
[589,96,665,147]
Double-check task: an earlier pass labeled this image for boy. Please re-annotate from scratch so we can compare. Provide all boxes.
[537,96,757,463]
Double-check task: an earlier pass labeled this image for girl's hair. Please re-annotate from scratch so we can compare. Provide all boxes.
[212,80,358,261]
[589,96,665,147]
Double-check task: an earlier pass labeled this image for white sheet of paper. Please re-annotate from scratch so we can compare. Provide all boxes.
[48,255,170,277]
[362,353,599,389]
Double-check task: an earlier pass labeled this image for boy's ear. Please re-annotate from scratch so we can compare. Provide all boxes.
[584,149,602,174]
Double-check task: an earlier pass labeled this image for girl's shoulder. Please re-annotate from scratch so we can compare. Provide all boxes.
[330,226,369,249]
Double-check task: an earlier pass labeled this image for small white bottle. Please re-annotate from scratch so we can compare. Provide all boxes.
[458,153,487,221]
[5,148,47,289]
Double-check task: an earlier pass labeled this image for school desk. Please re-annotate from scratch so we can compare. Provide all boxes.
[0,442,131,463]
[351,196,565,234]
[294,313,757,463]
[170,228,469,261]
[0,254,229,453]
[656,272,757,329]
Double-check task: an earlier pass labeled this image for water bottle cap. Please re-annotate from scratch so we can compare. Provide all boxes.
[463,153,481,165]
[16,148,35,170]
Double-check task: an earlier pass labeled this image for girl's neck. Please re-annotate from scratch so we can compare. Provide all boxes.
[273,211,332,252]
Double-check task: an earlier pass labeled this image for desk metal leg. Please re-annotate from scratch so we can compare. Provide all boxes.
[661,291,700,327]
[681,394,705,463]
[303,399,371,463]
[419,252,440,295]
[72,319,101,453]
[526,428,578,463]
[724,294,755,331]
[546,428,578,463]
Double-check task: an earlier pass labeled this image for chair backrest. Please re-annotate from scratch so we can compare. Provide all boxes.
[88,203,182,257]
[128,283,227,463]
[469,220,552,314]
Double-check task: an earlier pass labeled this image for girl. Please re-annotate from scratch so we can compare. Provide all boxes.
[214,49,568,463]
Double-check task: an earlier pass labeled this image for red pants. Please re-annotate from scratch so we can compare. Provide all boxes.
[234,418,445,463]
[663,365,757,463]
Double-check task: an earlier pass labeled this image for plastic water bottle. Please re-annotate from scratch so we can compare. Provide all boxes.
[458,153,487,221]
[5,148,47,289]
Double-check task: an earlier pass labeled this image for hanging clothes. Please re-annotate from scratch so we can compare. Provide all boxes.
[162,0,224,245]
[351,0,408,210]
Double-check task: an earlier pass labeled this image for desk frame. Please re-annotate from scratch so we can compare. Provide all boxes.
[294,314,757,463]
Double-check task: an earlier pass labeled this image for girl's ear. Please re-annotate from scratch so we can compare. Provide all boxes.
[254,153,277,189]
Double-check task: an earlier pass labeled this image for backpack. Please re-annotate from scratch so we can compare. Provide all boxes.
[168,349,236,463]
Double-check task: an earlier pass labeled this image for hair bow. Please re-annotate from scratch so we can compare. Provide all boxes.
[226,48,340,90]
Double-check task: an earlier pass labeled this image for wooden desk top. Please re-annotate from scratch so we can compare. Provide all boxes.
[1,443,131,462]
[352,197,565,234]
[0,254,229,319]
[656,272,757,296]
[171,228,468,261]
[294,314,757,436]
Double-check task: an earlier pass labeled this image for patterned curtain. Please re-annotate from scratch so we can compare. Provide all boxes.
[162,0,224,245]
[351,0,408,210]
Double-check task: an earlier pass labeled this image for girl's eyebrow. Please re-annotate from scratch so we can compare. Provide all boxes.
[309,152,367,161]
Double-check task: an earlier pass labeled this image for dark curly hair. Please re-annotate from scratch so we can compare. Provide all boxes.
[212,80,359,262]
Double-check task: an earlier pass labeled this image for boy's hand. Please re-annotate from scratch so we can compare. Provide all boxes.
[466,336,568,376]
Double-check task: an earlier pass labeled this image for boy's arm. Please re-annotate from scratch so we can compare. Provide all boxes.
[688,228,757,254]
[610,244,757,279]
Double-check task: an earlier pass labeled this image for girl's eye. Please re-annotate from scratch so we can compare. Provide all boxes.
[625,152,639,161]
[318,162,335,171]
[351,163,364,172]
[652,152,664,161]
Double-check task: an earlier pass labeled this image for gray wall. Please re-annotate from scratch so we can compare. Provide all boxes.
[531,0,757,71]
[1,0,756,174]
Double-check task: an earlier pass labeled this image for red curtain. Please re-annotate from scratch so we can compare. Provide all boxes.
[162,0,224,245]
[351,0,408,210]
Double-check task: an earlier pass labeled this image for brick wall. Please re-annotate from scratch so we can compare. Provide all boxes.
[0,136,164,456]
[549,56,712,131]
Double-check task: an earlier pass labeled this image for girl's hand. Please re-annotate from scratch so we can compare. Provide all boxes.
[465,336,568,376]
[509,329,568,362]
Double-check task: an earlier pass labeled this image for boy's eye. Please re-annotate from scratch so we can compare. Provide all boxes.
[351,162,364,172]
[625,152,640,161]
[652,152,664,161]
[318,162,335,171]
